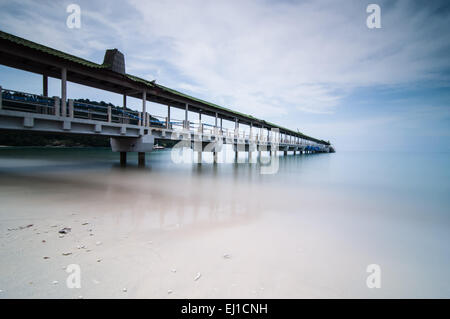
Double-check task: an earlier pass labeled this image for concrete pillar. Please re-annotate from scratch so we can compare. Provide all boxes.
[235,150,238,161]
[215,112,218,131]
[53,96,60,116]
[43,75,48,97]
[0,85,2,110]
[122,94,127,124]
[213,151,218,163]
[61,68,67,116]
[185,103,188,128]
[250,123,253,140]
[120,152,127,167]
[220,118,223,134]
[61,96,66,117]
[248,151,252,162]
[68,99,74,118]
[167,105,171,129]
[107,105,112,122]
[138,112,142,126]
[138,152,145,167]
[284,150,287,156]
[146,112,150,127]
[142,91,147,126]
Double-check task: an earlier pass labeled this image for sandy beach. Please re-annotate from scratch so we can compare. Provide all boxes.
[0,149,449,298]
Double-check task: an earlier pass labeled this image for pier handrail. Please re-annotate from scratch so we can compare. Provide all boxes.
[1,86,327,149]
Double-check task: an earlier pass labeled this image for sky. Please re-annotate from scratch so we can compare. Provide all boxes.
[0,0,449,151]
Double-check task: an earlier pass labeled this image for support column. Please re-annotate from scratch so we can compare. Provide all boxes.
[122,93,127,124]
[197,151,202,163]
[248,151,252,163]
[61,68,67,116]
[215,112,218,126]
[54,97,60,116]
[213,151,218,163]
[185,103,189,128]
[138,152,145,167]
[43,75,48,97]
[167,105,171,129]
[0,86,2,110]
[107,105,112,122]
[284,150,288,156]
[220,118,223,134]
[120,152,127,167]
[68,99,74,118]
[142,91,147,126]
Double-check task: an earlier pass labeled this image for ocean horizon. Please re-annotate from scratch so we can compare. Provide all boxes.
[0,147,448,298]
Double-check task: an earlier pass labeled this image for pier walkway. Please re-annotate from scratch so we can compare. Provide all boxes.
[0,30,334,166]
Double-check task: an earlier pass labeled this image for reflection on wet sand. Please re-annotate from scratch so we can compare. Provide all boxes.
[0,148,449,298]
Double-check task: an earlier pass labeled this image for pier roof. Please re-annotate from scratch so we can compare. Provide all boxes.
[0,30,330,145]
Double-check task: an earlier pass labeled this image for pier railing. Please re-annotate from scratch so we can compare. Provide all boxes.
[0,86,323,149]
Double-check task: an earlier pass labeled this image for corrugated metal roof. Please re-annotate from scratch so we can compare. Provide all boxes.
[0,30,329,144]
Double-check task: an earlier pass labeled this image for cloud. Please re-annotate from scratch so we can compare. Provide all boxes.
[124,0,450,115]
[0,0,449,121]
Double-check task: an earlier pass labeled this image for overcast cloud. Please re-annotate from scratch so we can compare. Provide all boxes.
[0,0,449,150]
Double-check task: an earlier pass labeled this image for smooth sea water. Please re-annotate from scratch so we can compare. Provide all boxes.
[0,147,449,298]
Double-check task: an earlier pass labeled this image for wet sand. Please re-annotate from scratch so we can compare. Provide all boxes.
[0,149,449,298]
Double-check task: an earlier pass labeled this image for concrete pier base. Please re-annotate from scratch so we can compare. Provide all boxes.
[197,151,202,163]
[138,152,145,167]
[120,152,127,167]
